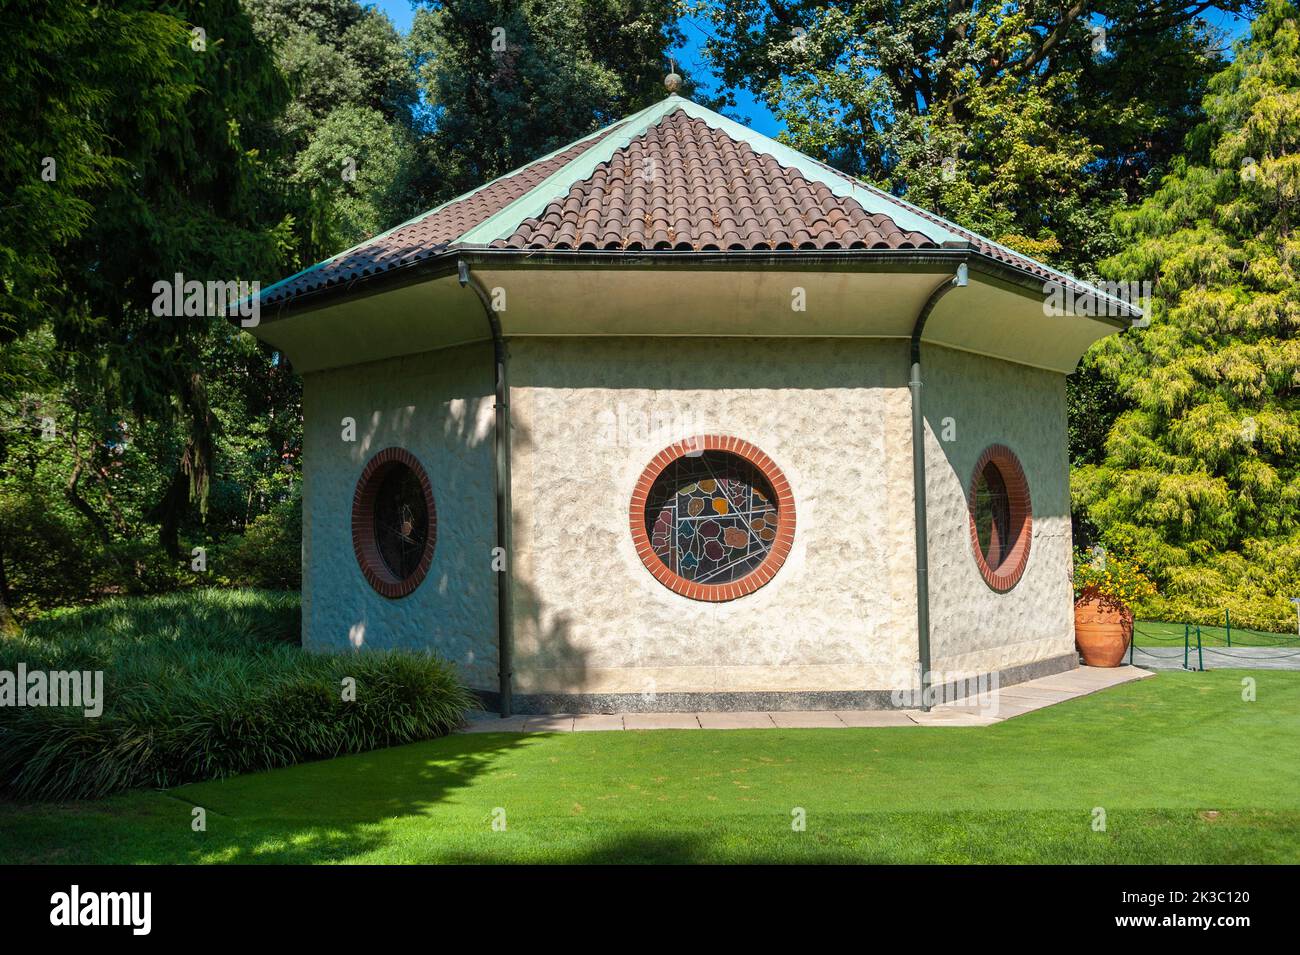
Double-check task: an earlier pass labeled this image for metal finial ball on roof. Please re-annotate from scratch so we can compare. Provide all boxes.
[664,71,682,93]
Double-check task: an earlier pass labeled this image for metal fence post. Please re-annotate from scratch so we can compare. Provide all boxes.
[1225,608,1231,647]
[1197,625,1204,671]
[1184,623,1189,669]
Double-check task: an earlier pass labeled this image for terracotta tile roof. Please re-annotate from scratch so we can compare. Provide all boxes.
[261,129,615,305]
[258,97,1129,315]
[492,111,935,252]
[791,151,1109,294]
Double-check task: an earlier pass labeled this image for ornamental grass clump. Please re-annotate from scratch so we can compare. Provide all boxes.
[0,589,474,800]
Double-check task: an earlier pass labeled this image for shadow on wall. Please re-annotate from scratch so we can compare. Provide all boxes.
[503,405,592,701]
[339,362,594,703]
[921,350,1069,522]
[334,349,504,683]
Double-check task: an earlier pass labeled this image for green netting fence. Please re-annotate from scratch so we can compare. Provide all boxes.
[1130,611,1300,670]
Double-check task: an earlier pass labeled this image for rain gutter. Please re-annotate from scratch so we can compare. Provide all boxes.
[458,259,514,718]
[909,260,969,712]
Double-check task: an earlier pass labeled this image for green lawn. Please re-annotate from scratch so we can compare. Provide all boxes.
[2,669,1298,864]
[1135,618,1300,648]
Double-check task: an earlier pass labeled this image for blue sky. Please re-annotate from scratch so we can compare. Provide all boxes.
[372,1,1253,140]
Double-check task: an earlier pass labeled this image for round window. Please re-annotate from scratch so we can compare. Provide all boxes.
[630,436,795,601]
[352,448,437,598]
[967,444,1031,592]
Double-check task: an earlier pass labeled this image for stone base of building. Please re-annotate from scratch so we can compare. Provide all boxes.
[471,651,1079,714]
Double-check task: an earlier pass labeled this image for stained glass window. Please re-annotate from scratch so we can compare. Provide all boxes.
[352,447,437,599]
[374,464,430,581]
[973,461,1011,569]
[644,451,779,584]
[967,444,1031,593]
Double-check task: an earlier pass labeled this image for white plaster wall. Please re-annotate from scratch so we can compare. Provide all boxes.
[301,341,498,690]
[506,337,921,696]
[921,345,1076,675]
[297,335,1073,700]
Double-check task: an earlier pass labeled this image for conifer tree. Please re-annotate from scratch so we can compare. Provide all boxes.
[1076,0,1300,630]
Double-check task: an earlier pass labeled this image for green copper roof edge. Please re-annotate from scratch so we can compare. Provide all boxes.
[257,113,644,301]
[457,97,688,246]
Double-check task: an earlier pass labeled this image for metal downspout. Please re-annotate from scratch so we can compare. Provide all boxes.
[458,260,514,717]
[909,262,968,712]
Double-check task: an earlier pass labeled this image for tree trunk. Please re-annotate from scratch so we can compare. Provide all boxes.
[0,524,20,636]
[66,457,114,547]
[0,431,18,635]
[148,466,189,561]
[145,370,217,563]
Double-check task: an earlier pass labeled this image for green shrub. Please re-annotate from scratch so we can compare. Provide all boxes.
[215,493,302,590]
[0,589,475,800]
[0,488,104,617]
[0,484,208,618]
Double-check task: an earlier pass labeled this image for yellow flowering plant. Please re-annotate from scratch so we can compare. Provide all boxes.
[1072,546,1157,613]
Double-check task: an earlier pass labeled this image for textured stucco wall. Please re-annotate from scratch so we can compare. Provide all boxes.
[507,337,921,697]
[301,342,498,690]
[921,345,1076,675]
[297,333,1074,704]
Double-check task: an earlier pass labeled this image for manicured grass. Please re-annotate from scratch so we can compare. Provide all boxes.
[1135,619,1300,648]
[2,669,1297,864]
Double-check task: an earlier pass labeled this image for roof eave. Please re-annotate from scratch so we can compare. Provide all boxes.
[246,244,1139,329]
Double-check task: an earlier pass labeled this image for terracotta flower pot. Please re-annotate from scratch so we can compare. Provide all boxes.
[1074,595,1133,667]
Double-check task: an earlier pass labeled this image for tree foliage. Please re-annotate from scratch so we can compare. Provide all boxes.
[411,0,695,201]
[1076,0,1300,630]
[246,0,425,247]
[1,1,305,623]
[0,0,190,395]
[695,1,1250,270]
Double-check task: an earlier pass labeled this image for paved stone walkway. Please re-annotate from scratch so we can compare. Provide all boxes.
[458,665,1154,733]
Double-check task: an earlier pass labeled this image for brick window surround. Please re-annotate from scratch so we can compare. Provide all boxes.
[967,444,1032,592]
[629,435,795,601]
[352,447,437,599]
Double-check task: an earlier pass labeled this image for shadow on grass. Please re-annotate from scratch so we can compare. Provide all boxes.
[6,669,1300,864]
[162,731,546,864]
[0,730,538,865]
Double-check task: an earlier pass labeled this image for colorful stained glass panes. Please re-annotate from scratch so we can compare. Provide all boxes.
[374,465,429,581]
[646,451,778,584]
[973,461,1011,569]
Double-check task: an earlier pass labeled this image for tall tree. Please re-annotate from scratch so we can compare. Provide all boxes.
[1076,0,1300,630]
[695,1,1250,270]
[0,0,198,629]
[410,0,693,202]
[245,0,425,246]
[4,1,304,570]
[59,0,299,560]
